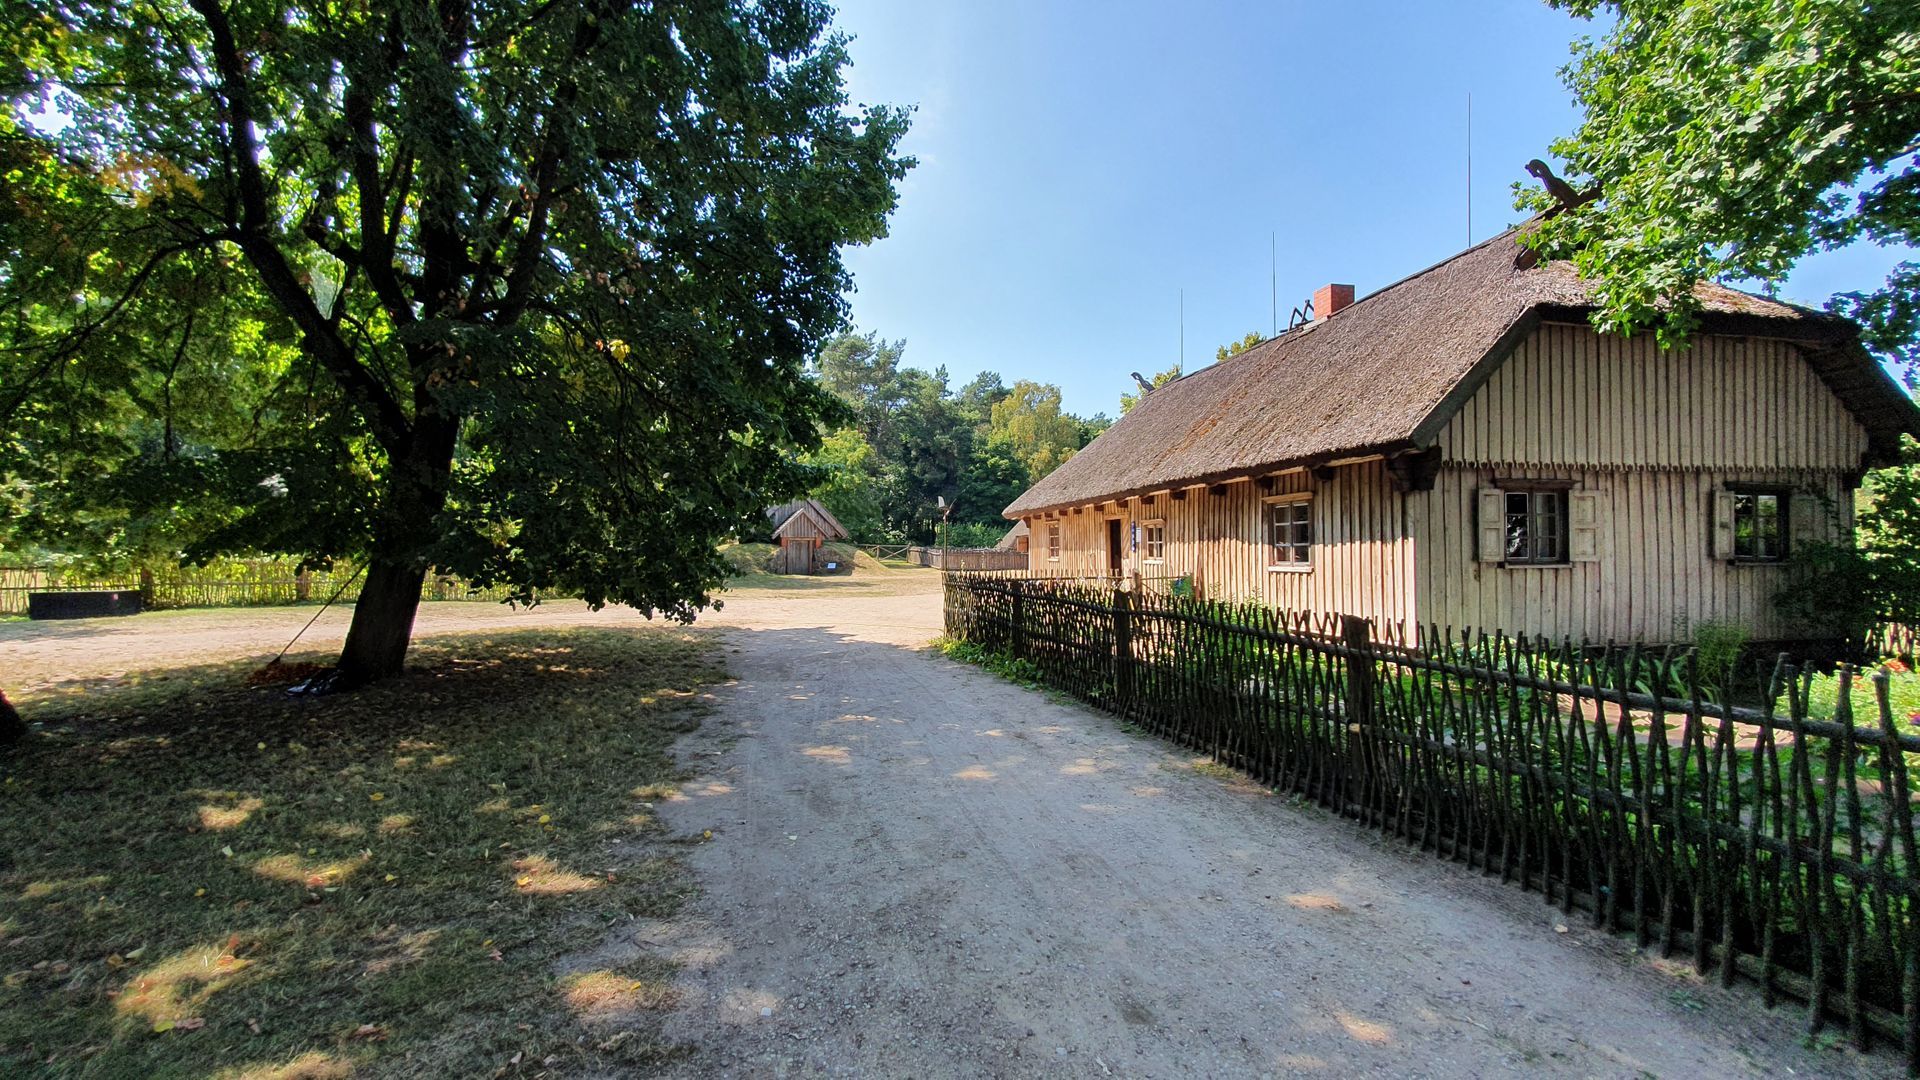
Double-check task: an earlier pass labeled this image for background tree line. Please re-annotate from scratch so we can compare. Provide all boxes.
[800,331,1112,546]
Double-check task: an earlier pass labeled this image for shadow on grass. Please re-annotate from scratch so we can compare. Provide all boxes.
[0,628,723,1078]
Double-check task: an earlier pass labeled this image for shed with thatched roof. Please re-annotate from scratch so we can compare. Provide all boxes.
[767,498,852,575]
[1005,231,1919,648]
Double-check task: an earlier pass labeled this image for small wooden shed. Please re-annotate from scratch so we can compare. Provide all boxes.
[766,498,852,574]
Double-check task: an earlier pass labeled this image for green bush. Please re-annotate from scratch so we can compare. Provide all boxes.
[1692,620,1749,696]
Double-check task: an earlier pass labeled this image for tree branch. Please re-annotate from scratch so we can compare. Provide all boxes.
[185,0,412,454]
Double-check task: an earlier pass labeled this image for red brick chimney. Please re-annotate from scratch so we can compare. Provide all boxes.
[1313,283,1355,321]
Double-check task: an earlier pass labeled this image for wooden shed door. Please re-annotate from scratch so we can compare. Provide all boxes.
[1106,519,1124,576]
[776,539,805,574]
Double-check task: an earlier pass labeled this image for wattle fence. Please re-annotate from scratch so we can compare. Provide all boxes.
[944,572,1920,1069]
[0,561,528,616]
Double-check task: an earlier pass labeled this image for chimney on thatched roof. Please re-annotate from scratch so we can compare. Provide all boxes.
[1313,283,1355,321]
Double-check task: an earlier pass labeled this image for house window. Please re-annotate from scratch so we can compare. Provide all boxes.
[1046,522,1061,561]
[1504,489,1568,565]
[1142,520,1166,562]
[1732,489,1787,562]
[1265,495,1312,568]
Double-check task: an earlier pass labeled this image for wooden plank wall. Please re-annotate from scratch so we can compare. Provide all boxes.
[1420,323,1867,642]
[1024,458,1417,630]
[1419,466,1850,642]
[1440,323,1867,471]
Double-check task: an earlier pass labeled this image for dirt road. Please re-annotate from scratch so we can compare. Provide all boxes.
[646,576,1888,1078]
[2,572,1892,1076]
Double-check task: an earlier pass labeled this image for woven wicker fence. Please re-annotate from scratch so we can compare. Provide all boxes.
[0,561,529,616]
[944,572,1920,1069]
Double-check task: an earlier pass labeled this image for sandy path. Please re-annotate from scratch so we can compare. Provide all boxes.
[0,572,932,695]
[646,578,1890,1078]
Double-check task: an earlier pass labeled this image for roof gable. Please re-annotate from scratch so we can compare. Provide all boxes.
[767,498,850,542]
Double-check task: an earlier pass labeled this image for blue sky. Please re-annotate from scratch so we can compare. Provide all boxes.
[829,0,1909,419]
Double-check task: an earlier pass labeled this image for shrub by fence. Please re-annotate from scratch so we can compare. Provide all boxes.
[944,572,1920,1068]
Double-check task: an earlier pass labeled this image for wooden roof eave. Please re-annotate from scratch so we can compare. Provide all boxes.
[999,446,1411,520]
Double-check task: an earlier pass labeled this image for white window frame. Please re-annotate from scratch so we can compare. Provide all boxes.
[1046,521,1061,562]
[1263,493,1313,572]
[1142,518,1166,563]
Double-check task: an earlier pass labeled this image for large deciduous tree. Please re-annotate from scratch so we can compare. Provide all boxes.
[1519,0,1919,376]
[3,1,910,682]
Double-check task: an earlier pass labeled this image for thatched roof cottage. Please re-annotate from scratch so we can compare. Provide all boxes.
[1003,232,1919,646]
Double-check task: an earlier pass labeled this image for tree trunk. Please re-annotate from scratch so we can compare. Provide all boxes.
[0,689,24,745]
[336,560,430,684]
[333,409,461,686]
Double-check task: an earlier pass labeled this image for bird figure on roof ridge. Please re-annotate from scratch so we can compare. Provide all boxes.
[1515,159,1604,269]
[1131,371,1156,396]
[1526,159,1581,209]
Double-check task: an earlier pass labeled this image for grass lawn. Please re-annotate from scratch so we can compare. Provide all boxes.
[0,627,723,1078]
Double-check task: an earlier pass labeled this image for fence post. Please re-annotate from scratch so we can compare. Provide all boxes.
[138,567,155,607]
[1010,580,1026,659]
[1113,588,1134,713]
[1342,614,1375,812]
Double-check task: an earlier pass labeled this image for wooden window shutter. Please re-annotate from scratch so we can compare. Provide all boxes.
[1790,491,1823,548]
[1476,488,1505,563]
[1711,489,1736,558]
[1569,490,1601,563]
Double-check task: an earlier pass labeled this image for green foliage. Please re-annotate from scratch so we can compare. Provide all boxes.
[1215,330,1265,363]
[940,522,1007,549]
[1801,666,1920,724]
[1860,435,1920,622]
[1778,539,1883,647]
[985,380,1081,480]
[1522,0,1920,380]
[3,1,911,664]
[935,636,1042,687]
[804,330,1099,542]
[1691,620,1749,696]
[1776,438,1920,646]
[802,428,886,541]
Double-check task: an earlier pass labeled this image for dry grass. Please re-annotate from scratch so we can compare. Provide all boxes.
[0,628,721,1077]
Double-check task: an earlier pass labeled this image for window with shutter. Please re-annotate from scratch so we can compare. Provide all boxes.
[1724,486,1789,562]
[1501,488,1570,565]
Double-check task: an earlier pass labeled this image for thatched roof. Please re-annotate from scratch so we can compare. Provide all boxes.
[767,498,850,541]
[994,521,1029,551]
[1006,231,1918,518]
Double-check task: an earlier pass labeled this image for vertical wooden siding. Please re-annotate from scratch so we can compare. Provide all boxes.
[1420,324,1867,641]
[1417,466,1851,641]
[1439,323,1868,471]
[1026,459,1416,630]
